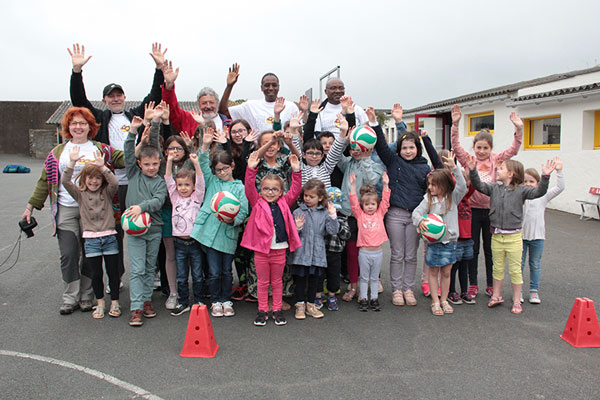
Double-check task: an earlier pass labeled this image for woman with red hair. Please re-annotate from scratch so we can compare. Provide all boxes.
[21,107,125,315]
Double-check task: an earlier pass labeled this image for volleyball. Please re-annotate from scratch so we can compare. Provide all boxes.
[349,125,377,152]
[121,211,151,236]
[419,213,447,243]
[210,191,241,223]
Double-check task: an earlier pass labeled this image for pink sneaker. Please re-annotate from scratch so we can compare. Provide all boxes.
[467,285,478,298]
[421,283,430,297]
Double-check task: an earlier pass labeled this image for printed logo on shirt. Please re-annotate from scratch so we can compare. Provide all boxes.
[362,220,379,231]
[334,118,341,127]
[120,125,130,132]
[266,116,274,124]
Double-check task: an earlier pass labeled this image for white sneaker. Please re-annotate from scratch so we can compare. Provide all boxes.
[165,293,178,310]
[211,302,224,317]
[153,273,161,290]
[529,292,541,304]
[222,301,235,317]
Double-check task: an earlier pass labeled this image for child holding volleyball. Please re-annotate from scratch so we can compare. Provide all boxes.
[190,129,248,319]
[412,152,467,316]
[467,156,555,314]
[61,147,120,319]
[349,172,391,311]
[450,104,523,298]
[241,151,302,326]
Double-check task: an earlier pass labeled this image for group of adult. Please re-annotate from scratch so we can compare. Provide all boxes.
[22,42,373,313]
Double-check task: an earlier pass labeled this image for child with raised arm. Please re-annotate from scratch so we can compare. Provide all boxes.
[412,153,467,315]
[350,172,391,311]
[61,148,120,318]
[291,179,339,320]
[124,115,168,327]
[190,131,248,319]
[165,153,205,316]
[467,156,555,314]
[451,104,523,298]
[242,152,302,326]
[521,157,565,304]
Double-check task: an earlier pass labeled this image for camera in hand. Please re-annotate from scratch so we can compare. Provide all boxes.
[19,216,38,238]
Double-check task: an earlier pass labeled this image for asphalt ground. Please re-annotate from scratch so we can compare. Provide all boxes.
[1,154,599,400]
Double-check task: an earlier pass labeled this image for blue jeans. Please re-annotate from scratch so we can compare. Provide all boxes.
[521,239,544,291]
[204,247,234,303]
[174,237,204,306]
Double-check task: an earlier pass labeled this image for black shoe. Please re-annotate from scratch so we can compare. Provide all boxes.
[370,298,381,311]
[272,310,287,326]
[170,303,190,316]
[253,311,268,326]
[359,299,369,312]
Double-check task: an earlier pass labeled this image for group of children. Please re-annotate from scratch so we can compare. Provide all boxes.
[55,95,564,326]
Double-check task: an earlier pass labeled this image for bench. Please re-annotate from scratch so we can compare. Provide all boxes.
[576,187,600,220]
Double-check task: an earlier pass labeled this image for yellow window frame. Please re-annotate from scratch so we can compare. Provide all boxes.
[468,111,494,136]
[407,121,424,132]
[594,111,600,149]
[523,114,561,150]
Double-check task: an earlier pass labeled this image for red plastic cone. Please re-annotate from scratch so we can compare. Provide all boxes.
[180,304,219,358]
[560,298,600,348]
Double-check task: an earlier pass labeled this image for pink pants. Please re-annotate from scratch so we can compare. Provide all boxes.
[254,248,287,312]
[346,241,359,284]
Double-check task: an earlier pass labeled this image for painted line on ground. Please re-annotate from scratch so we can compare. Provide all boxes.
[0,350,164,400]
[0,222,51,253]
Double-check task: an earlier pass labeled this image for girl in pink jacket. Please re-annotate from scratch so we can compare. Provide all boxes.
[450,104,523,299]
[241,152,302,327]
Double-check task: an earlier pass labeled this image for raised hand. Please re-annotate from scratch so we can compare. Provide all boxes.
[349,173,356,186]
[391,103,403,122]
[67,43,92,73]
[337,113,348,133]
[541,159,556,175]
[310,98,323,114]
[69,145,83,163]
[130,116,144,133]
[294,213,306,230]
[382,171,390,186]
[288,154,300,172]
[442,151,457,169]
[327,201,337,216]
[465,154,477,170]
[509,112,524,131]
[202,127,215,147]
[190,110,205,126]
[140,125,151,145]
[162,60,179,88]
[144,101,156,122]
[245,129,260,143]
[149,42,168,69]
[227,63,240,86]
[152,101,165,121]
[289,112,303,130]
[283,131,294,146]
[189,153,199,166]
[92,150,105,167]
[274,97,286,117]
[553,156,563,172]
[247,151,260,169]
[340,96,354,114]
[213,129,228,144]
[161,103,170,123]
[420,129,429,137]
[365,106,376,124]
[298,95,309,114]
[179,131,193,148]
[451,104,462,125]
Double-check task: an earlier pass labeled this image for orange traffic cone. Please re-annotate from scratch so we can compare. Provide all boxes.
[560,298,600,348]
[180,304,219,358]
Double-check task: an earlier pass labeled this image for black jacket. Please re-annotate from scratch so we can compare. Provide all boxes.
[69,68,164,145]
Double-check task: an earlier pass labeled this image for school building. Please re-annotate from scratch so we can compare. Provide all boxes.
[381,66,600,218]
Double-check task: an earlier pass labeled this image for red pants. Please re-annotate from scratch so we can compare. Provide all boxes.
[346,241,359,284]
[254,248,287,312]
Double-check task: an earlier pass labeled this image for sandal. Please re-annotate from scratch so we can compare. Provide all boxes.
[488,296,504,308]
[431,302,443,316]
[342,288,357,302]
[92,305,105,319]
[108,302,121,318]
[511,301,523,314]
[440,301,454,314]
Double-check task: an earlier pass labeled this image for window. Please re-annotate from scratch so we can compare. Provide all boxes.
[468,111,494,136]
[524,115,561,150]
[407,121,424,131]
[595,111,600,149]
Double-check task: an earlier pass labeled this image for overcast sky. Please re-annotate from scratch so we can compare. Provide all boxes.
[2,0,599,109]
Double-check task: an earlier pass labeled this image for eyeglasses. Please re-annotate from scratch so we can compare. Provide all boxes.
[70,121,89,127]
[261,187,281,194]
[167,146,184,151]
[305,151,323,157]
[214,166,231,173]
[231,129,246,136]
